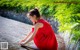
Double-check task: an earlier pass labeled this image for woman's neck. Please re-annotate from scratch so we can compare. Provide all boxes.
[33,17,42,25]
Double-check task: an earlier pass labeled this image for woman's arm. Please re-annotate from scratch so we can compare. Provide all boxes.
[19,31,32,44]
[23,23,43,44]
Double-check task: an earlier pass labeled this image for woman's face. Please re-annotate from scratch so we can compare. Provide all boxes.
[28,15,36,23]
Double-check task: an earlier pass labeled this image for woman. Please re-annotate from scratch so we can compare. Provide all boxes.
[19,8,58,50]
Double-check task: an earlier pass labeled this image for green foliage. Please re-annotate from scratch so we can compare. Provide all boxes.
[71,23,80,41]
[54,4,80,42]
[0,0,80,42]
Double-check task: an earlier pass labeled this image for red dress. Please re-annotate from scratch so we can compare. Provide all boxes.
[32,19,58,50]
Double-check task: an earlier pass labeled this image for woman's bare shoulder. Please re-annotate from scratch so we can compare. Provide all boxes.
[35,23,43,28]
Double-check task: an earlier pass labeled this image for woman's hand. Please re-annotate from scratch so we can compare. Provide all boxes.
[19,32,32,45]
[19,40,25,45]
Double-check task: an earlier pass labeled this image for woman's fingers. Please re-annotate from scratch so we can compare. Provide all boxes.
[18,40,25,45]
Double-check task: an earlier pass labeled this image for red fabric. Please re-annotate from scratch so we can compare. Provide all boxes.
[32,19,58,50]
